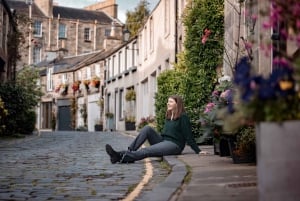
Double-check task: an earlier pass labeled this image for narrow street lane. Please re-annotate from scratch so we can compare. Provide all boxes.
[0,132,146,201]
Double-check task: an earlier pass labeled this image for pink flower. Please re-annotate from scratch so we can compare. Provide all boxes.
[204,102,215,113]
[220,89,231,99]
[201,29,212,44]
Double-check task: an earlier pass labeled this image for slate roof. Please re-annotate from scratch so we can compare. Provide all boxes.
[36,50,106,75]
[53,6,112,24]
[6,0,46,17]
[7,0,114,24]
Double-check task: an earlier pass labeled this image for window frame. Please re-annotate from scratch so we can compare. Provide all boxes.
[58,23,67,39]
[33,20,42,37]
[84,28,91,42]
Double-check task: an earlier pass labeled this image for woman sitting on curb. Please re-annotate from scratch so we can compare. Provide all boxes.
[105,95,206,164]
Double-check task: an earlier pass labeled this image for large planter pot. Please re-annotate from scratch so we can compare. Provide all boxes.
[227,138,256,164]
[256,120,300,201]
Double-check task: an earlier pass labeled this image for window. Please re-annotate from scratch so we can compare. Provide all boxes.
[150,17,154,51]
[119,89,124,119]
[86,67,91,79]
[84,28,91,41]
[105,29,111,36]
[47,68,53,91]
[33,21,42,37]
[33,47,41,64]
[59,23,67,39]
[62,73,68,84]
[77,71,82,81]
[95,64,100,77]
[164,0,170,35]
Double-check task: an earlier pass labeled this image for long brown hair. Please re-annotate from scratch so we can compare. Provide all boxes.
[165,95,186,120]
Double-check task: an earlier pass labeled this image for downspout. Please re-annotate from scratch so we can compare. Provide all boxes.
[94,20,97,51]
[76,19,79,56]
[56,14,60,50]
[175,0,178,64]
[48,17,52,49]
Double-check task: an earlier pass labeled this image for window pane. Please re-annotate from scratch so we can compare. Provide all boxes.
[84,28,91,41]
[34,21,42,36]
[33,47,41,63]
[59,24,66,38]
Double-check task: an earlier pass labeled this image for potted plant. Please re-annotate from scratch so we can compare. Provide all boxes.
[83,80,90,91]
[94,118,103,131]
[125,116,136,130]
[90,76,100,88]
[125,88,136,101]
[137,116,156,130]
[72,80,81,92]
[227,126,256,164]
[225,1,300,198]
[198,79,234,155]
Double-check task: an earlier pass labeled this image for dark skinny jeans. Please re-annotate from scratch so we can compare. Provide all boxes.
[121,126,182,163]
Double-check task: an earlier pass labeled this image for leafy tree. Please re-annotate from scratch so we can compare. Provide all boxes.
[0,66,42,136]
[125,0,150,37]
[16,66,43,108]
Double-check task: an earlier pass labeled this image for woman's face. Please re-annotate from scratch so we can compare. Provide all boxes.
[167,98,177,111]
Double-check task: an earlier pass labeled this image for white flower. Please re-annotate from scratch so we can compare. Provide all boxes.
[218,75,231,83]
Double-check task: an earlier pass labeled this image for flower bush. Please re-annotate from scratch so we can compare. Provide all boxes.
[198,79,233,143]
[138,116,156,129]
[233,57,300,123]
[228,0,300,124]
[72,81,81,92]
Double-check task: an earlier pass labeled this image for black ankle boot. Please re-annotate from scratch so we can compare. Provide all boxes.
[105,144,121,164]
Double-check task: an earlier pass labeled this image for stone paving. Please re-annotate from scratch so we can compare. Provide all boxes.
[0,131,152,201]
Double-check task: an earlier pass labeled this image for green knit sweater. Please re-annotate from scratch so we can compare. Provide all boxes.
[161,113,200,154]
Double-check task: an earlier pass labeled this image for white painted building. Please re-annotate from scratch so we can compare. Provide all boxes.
[104,0,187,131]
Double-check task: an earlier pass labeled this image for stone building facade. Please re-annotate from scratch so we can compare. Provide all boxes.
[0,0,17,82]
[7,0,123,68]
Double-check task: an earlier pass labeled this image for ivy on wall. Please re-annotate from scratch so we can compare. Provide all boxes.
[179,0,224,138]
[155,0,224,138]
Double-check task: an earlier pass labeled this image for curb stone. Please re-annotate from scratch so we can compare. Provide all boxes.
[140,155,187,201]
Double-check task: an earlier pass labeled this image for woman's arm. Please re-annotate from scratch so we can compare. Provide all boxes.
[181,114,200,154]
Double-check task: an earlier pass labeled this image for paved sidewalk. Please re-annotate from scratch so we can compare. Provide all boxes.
[140,145,257,201]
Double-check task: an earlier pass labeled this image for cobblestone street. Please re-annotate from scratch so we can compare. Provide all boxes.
[0,132,148,201]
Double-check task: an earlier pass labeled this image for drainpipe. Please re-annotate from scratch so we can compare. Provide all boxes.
[175,0,178,64]
[56,14,60,50]
[76,19,79,56]
[94,20,97,51]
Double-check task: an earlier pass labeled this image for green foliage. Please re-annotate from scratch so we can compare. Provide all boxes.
[80,103,88,127]
[125,0,150,37]
[70,97,77,130]
[51,111,56,131]
[155,70,184,132]
[0,98,8,135]
[125,88,136,101]
[18,110,36,134]
[7,13,29,75]
[180,0,224,138]
[16,66,43,107]
[0,82,38,135]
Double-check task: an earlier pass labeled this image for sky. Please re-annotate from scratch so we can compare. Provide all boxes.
[55,0,160,23]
